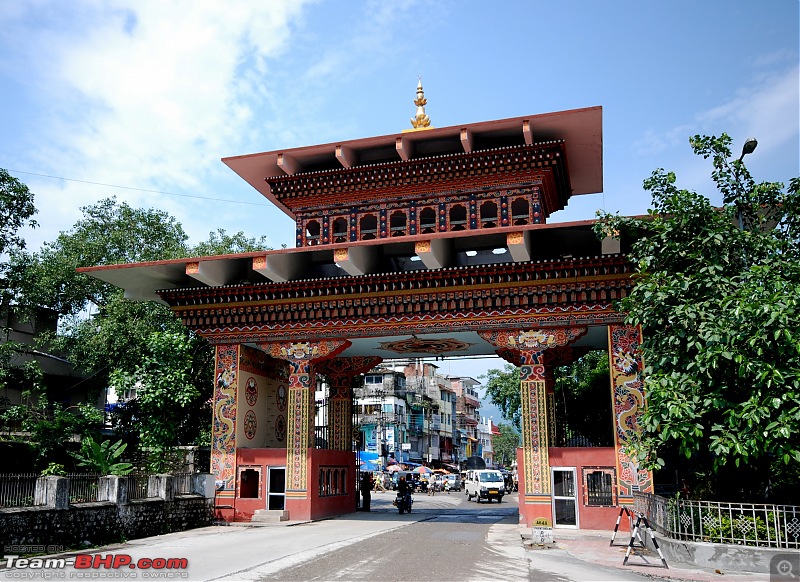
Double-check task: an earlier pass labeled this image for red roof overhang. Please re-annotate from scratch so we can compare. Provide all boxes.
[222,107,602,219]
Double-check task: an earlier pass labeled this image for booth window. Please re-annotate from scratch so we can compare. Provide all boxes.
[239,468,261,499]
[319,467,348,497]
[583,467,616,506]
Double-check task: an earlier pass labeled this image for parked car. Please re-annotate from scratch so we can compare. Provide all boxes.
[464,469,505,503]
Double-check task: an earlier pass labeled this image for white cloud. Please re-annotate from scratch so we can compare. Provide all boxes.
[4,1,313,249]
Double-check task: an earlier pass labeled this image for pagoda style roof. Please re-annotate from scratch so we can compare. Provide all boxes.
[77,218,625,304]
[222,107,602,219]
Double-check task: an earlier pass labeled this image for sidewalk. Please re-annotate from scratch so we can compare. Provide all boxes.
[525,527,771,582]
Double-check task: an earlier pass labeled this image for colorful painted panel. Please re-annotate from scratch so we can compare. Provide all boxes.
[328,397,352,451]
[212,344,238,491]
[608,324,653,499]
[287,365,312,493]
[521,374,550,498]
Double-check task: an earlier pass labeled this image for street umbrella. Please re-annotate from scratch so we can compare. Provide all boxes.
[413,466,433,474]
[386,464,401,473]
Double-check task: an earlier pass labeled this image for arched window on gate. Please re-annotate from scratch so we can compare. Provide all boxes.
[420,207,436,234]
[305,220,321,245]
[390,211,407,237]
[512,198,530,225]
[332,217,348,243]
[450,204,467,231]
[360,214,378,240]
[480,201,498,228]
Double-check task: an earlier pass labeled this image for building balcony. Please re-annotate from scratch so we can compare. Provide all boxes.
[357,413,404,426]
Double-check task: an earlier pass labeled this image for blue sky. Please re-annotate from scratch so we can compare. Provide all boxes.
[1,1,798,406]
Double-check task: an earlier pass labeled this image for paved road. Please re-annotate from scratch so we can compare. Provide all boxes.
[0,491,762,581]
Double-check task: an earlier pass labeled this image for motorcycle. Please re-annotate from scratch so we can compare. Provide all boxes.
[394,491,413,514]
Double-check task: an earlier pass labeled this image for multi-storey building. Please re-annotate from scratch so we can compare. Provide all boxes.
[478,416,497,468]
[450,376,482,463]
[353,367,408,463]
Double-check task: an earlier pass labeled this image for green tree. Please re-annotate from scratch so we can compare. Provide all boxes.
[0,169,38,263]
[0,401,103,465]
[0,169,40,396]
[481,364,522,431]
[553,350,613,447]
[109,331,213,471]
[492,423,520,467]
[191,228,270,256]
[70,436,133,475]
[482,353,613,445]
[7,197,189,318]
[595,134,800,501]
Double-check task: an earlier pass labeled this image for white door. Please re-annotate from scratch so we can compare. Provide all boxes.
[267,467,286,511]
[551,467,578,528]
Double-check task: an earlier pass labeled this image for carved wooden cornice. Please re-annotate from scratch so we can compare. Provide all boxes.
[267,142,568,215]
[158,255,632,343]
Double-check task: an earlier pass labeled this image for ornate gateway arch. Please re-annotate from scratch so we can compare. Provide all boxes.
[82,96,652,528]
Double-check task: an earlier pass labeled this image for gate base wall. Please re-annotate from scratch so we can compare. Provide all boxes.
[518,447,619,530]
[223,448,357,523]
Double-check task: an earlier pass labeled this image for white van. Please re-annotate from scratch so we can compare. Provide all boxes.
[464,469,505,503]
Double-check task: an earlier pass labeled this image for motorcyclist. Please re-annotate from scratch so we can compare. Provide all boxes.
[397,476,412,509]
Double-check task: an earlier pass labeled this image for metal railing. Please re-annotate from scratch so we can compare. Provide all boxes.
[127,474,152,500]
[173,473,194,495]
[68,473,101,504]
[634,492,800,549]
[0,473,37,508]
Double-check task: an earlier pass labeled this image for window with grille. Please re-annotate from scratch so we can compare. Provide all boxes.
[583,467,616,506]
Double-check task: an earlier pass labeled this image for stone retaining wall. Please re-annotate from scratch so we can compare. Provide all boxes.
[0,474,215,552]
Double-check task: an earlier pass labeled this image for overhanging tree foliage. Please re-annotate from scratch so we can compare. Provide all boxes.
[492,423,520,467]
[0,169,40,395]
[481,352,612,443]
[4,192,270,468]
[595,134,799,499]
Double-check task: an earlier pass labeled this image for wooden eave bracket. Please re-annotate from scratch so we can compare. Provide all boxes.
[460,128,473,153]
[506,231,533,262]
[277,153,301,175]
[334,246,378,276]
[523,120,534,146]
[185,260,239,287]
[396,136,414,161]
[336,145,356,169]
[415,239,453,269]
[252,254,308,282]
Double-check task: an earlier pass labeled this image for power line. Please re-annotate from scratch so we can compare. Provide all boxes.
[7,169,271,208]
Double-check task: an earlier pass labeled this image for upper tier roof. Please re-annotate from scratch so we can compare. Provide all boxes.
[222,106,602,219]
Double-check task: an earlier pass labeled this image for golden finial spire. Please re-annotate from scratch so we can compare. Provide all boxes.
[410,78,432,130]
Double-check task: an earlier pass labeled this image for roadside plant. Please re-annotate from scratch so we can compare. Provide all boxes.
[70,436,133,475]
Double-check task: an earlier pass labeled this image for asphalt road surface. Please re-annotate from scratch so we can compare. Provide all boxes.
[0,490,671,581]
[235,491,659,581]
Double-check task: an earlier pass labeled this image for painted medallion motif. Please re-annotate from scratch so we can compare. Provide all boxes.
[243,409,257,440]
[245,377,258,407]
[276,384,287,411]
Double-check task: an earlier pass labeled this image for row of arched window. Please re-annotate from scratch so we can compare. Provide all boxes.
[319,467,348,497]
[301,198,537,246]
